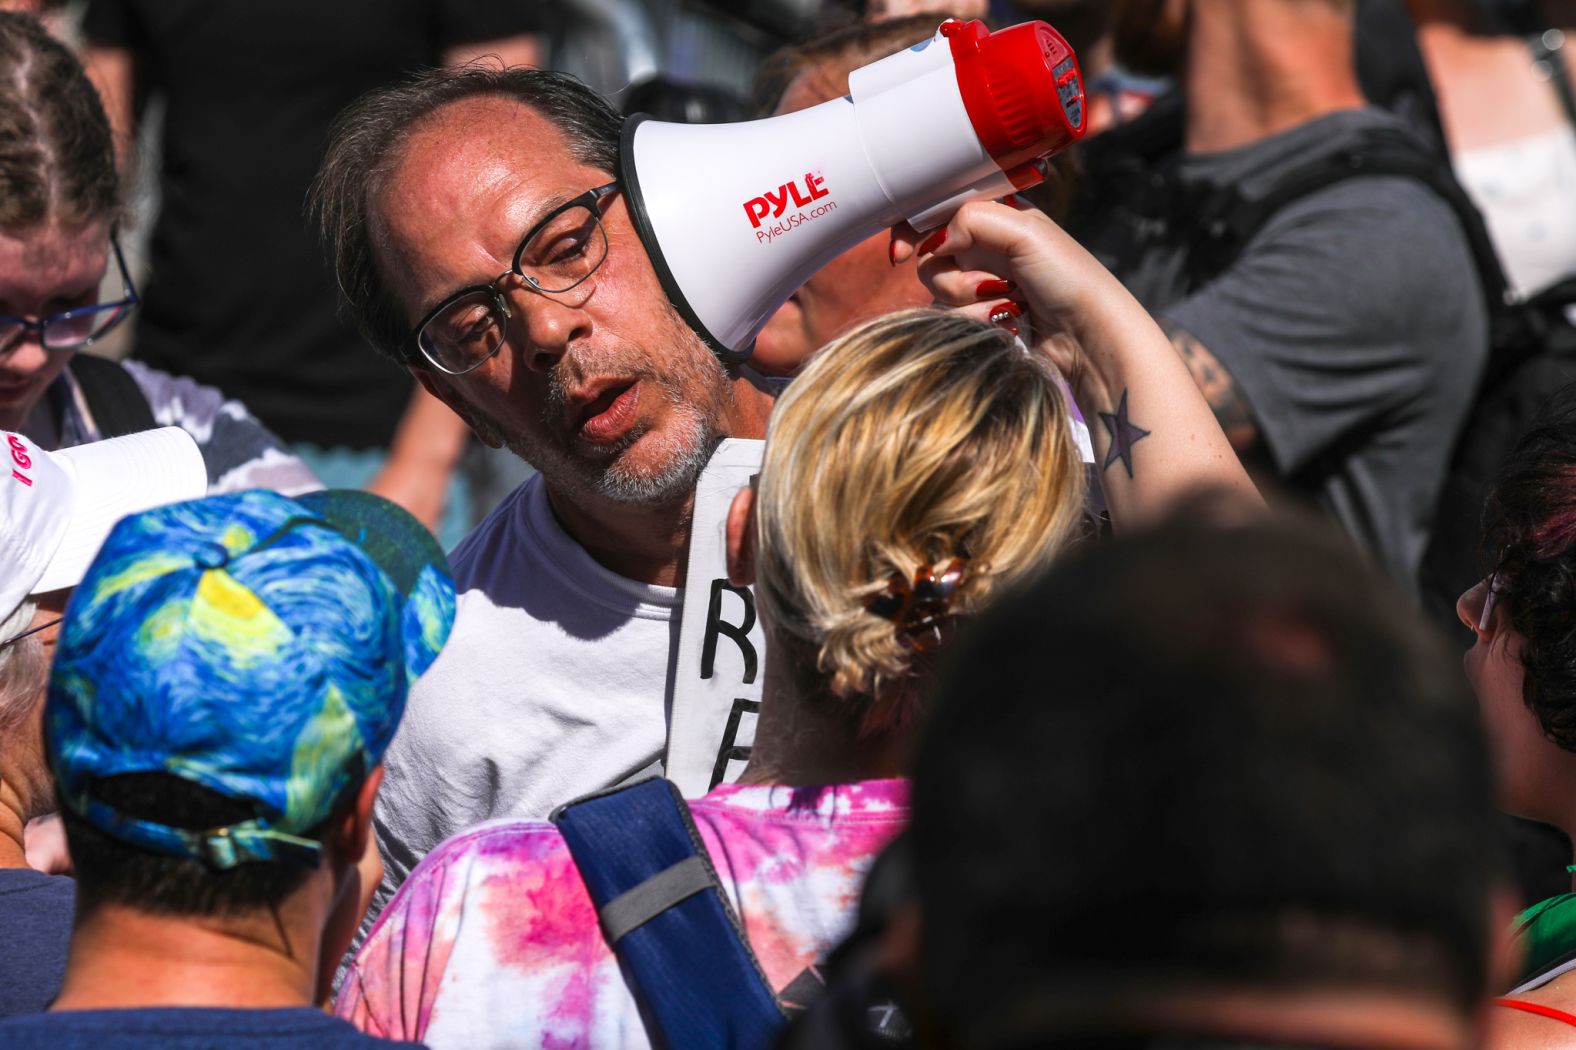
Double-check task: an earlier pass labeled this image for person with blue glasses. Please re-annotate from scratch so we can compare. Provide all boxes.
[0,12,317,496]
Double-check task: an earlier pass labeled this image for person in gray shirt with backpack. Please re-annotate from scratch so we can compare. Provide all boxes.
[1074,0,1488,588]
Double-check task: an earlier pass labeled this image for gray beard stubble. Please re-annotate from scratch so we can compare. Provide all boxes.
[486,316,733,508]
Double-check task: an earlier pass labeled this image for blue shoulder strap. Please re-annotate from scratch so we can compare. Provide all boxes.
[552,777,785,1050]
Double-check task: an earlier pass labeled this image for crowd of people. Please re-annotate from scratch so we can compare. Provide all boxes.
[2,0,1576,1047]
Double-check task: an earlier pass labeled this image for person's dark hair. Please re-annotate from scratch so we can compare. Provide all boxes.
[623,77,752,124]
[0,11,119,231]
[752,14,952,116]
[997,1,1114,56]
[62,772,358,920]
[912,510,1498,1043]
[311,66,622,364]
[1481,384,1576,752]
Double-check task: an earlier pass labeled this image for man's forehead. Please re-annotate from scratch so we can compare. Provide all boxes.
[410,94,556,149]
[369,96,606,320]
[381,96,585,211]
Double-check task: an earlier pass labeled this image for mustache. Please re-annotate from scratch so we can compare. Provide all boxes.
[545,353,655,416]
[541,345,682,425]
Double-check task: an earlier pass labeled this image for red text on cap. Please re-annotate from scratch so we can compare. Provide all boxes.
[7,435,33,487]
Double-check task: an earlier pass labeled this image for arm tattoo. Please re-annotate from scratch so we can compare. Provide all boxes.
[1098,388,1151,479]
[1163,323,1259,451]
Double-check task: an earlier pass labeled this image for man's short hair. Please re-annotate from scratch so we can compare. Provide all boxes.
[752,14,944,116]
[62,772,359,919]
[912,511,1498,1040]
[311,67,622,364]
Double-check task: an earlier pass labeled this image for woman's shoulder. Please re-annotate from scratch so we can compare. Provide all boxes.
[1492,987,1576,1050]
[406,817,577,894]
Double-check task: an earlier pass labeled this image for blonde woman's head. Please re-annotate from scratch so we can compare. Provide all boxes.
[751,308,1085,734]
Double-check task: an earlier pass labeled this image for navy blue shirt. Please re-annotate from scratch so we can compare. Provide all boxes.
[0,1007,421,1047]
[0,867,74,1017]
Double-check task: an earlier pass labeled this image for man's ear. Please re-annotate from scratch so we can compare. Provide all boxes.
[412,368,501,449]
[725,486,757,587]
[337,764,385,865]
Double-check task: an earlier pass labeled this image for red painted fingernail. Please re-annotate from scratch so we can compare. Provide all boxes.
[988,300,1023,324]
[917,228,948,255]
[889,238,901,266]
[1003,193,1030,210]
[999,323,1020,337]
[976,279,1015,298]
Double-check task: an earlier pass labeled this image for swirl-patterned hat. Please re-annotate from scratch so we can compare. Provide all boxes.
[46,489,456,869]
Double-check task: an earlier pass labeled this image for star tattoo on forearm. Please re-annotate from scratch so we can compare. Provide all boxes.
[1098,389,1150,479]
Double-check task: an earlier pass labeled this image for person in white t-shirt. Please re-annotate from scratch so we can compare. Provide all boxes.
[311,67,779,911]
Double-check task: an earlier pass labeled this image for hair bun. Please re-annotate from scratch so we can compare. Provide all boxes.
[865,558,969,652]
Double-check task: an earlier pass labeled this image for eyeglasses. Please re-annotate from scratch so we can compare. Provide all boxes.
[0,616,62,650]
[1478,572,1502,633]
[411,182,620,376]
[0,238,140,355]
[1461,572,1503,636]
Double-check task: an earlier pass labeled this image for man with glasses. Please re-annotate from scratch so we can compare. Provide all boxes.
[0,427,207,1017]
[308,67,775,914]
[0,12,318,497]
[313,66,777,914]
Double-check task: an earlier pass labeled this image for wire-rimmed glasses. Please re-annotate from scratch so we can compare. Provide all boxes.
[0,616,62,650]
[1477,571,1502,633]
[0,237,140,354]
[411,182,620,376]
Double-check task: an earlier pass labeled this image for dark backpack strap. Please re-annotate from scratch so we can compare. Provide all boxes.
[1183,124,1536,382]
[1188,124,1513,308]
[552,777,784,1050]
[67,355,157,438]
[1355,0,1450,156]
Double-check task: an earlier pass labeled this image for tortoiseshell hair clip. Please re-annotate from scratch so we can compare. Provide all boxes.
[865,558,969,652]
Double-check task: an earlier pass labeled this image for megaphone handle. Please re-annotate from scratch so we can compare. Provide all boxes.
[907,167,1018,231]
[908,155,1056,230]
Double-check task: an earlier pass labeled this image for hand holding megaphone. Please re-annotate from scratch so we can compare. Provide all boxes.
[903,199,1264,522]
[894,199,1102,402]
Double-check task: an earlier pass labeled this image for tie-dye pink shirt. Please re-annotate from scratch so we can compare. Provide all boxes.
[336,779,908,1050]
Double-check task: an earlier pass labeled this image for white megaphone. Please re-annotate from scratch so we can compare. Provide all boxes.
[621,18,1086,361]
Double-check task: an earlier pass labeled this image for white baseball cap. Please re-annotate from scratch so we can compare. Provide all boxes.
[0,427,208,623]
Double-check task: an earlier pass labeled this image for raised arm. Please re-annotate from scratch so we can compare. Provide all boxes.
[895,200,1261,529]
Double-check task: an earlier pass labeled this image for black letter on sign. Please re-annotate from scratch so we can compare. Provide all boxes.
[701,578,758,684]
[710,699,760,791]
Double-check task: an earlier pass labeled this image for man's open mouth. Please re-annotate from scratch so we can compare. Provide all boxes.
[569,379,641,446]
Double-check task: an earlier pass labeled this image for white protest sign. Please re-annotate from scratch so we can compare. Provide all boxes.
[665,438,766,797]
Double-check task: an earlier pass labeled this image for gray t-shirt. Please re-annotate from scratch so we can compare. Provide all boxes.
[1090,107,1488,583]
[0,868,73,1018]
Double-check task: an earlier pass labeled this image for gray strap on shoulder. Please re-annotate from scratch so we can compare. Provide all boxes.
[598,854,714,944]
